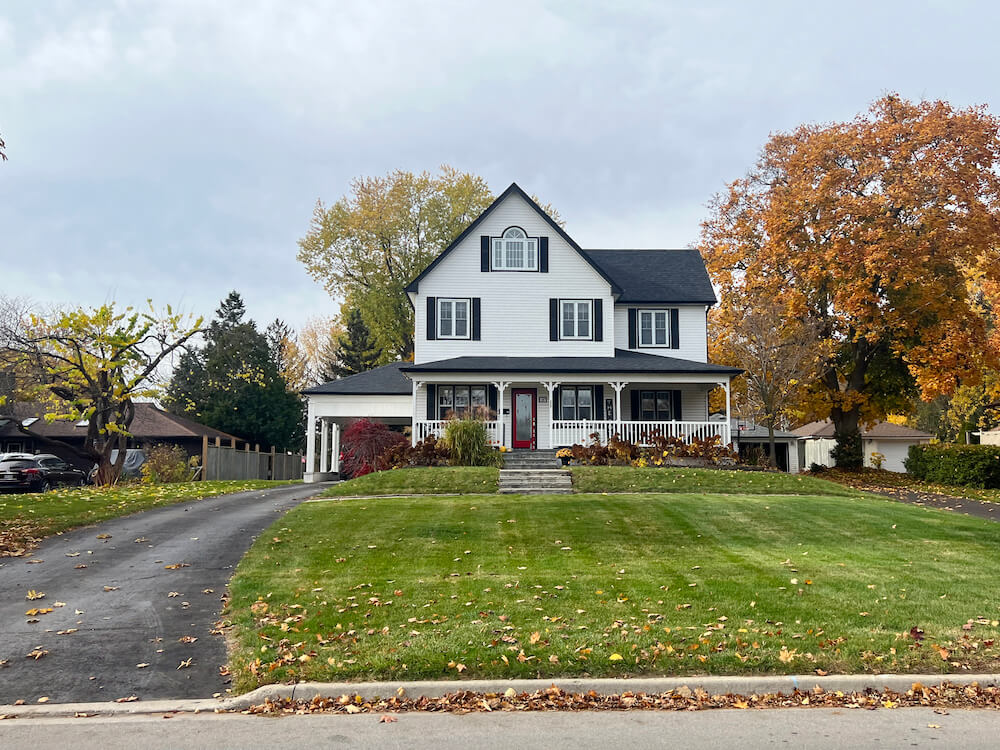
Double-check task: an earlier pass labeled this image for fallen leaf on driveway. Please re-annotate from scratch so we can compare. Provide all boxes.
[74,564,87,569]
[96,534,111,540]
[56,629,78,635]
[37,697,49,703]
[164,563,190,570]
[103,586,119,592]
[177,658,193,669]
[134,538,148,543]
[168,592,180,598]
[115,696,138,703]
[136,663,150,669]
[178,635,198,644]
[26,648,48,660]
[25,590,45,600]
[379,715,397,723]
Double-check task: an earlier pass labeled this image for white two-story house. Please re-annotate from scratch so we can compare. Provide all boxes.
[303,183,740,481]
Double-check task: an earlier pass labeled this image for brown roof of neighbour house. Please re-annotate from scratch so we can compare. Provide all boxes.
[0,402,238,442]
[791,420,932,440]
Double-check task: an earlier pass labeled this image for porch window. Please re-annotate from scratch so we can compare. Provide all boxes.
[437,385,488,419]
[639,310,669,347]
[491,227,538,270]
[560,300,592,339]
[639,390,674,420]
[438,298,470,339]
[559,386,593,420]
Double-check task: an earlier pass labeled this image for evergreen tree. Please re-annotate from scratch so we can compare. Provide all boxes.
[165,292,303,450]
[321,307,381,381]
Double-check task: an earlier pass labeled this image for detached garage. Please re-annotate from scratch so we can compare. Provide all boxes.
[793,420,933,473]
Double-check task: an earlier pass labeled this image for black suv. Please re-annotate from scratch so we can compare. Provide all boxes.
[0,454,89,493]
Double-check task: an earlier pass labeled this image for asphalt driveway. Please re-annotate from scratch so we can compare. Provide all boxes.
[0,483,324,705]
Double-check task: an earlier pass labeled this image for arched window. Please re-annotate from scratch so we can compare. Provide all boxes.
[492,227,538,270]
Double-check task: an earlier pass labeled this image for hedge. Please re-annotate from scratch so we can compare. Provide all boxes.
[904,444,1000,489]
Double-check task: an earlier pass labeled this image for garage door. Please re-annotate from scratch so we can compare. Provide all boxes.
[877,441,912,473]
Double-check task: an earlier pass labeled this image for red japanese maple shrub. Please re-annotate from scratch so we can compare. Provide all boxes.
[340,419,407,478]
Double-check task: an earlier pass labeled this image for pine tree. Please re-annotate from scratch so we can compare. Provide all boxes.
[321,307,381,381]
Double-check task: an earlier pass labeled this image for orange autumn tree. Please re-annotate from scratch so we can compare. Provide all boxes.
[701,95,1000,467]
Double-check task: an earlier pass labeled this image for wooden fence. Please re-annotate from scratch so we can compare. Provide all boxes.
[201,436,304,481]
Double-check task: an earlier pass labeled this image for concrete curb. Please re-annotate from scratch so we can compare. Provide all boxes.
[5,674,998,718]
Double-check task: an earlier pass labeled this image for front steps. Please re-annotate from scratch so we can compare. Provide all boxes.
[499,450,572,494]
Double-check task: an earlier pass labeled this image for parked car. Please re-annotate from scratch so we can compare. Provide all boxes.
[0,454,89,493]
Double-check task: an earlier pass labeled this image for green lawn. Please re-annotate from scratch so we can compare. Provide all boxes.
[571,466,860,497]
[322,467,499,497]
[226,490,1000,692]
[0,480,294,557]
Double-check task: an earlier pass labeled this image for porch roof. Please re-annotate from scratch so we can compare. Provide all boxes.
[402,350,742,376]
[303,361,412,395]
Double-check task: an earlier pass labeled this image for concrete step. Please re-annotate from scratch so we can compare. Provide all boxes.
[499,488,573,494]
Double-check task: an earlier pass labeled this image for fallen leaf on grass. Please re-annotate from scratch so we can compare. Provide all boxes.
[608,653,623,661]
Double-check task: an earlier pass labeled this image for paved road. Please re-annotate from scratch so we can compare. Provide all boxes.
[0,483,322,704]
[0,708,993,749]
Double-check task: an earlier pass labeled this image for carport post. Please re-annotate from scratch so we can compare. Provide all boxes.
[201,435,209,481]
[305,400,317,481]
[320,419,330,473]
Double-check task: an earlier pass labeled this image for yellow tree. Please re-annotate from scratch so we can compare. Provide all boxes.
[1,302,202,484]
[702,95,1000,467]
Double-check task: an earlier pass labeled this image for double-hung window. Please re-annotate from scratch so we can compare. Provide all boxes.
[639,390,674,421]
[638,310,669,347]
[437,298,470,339]
[437,385,487,420]
[560,300,592,339]
[559,386,593,420]
[492,227,538,270]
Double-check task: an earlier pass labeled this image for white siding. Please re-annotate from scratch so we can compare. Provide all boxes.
[413,193,614,364]
[613,305,709,362]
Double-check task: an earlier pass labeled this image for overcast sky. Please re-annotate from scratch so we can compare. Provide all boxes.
[1,0,995,331]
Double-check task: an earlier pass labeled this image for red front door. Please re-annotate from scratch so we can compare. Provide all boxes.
[512,389,537,449]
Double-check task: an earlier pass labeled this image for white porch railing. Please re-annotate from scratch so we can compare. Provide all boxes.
[413,420,502,446]
[550,420,731,448]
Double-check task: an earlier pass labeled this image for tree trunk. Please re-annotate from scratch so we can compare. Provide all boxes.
[830,405,863,469]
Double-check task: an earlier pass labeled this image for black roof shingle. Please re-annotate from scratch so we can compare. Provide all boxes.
[583,249,717,304]
[302,361,412,395]
[402,350,741,375]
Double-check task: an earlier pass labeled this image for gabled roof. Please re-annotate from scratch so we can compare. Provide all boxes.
[791,420,933,439]
[404,182,622,295]
[583,249,717,304]
[0,402,238,441]
[401,349,741,375]
[302,361,412,395]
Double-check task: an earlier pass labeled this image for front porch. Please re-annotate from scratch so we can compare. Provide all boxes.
[410,375,732,450]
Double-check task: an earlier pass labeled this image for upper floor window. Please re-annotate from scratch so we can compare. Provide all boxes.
[492,227,538,271]
[638,309,669,347]
[561,300,592,339]
[438,298,470,339]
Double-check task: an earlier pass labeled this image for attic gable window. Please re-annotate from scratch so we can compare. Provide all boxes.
[492,227,538,271]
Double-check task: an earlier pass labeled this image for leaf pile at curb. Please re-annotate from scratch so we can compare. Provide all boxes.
[244,681,1000,715]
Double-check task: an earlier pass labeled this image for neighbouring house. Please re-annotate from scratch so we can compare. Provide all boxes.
[302,183,742,481]
[0,402,239,468]
[710,416,802,473]
[976,428,1000,446]
[792,420,933,473]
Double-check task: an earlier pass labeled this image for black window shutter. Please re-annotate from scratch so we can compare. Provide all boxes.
[549,299,559,341]
[472,298,481,341]
[672,390,683,421]
[627,308,637,348]
[488,384,498,413]
[539,237,549,272]
[480,236,490,272]
[426,297,436,340]
[595,385,604,419]
[629,390,640,421]
[552,387,560,420]
[593,299,603,341]
[670,309,680,349]
[426,384,436,420]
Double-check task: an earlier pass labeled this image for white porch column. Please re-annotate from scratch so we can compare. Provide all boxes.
[723,379,732,445]
[305,400,317,482]
[540,381,559,449]
[609,381,627,438]
[319,418,330,473]
[411,378,419,446]
[491,380,511,447]
[331,422,341,474]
